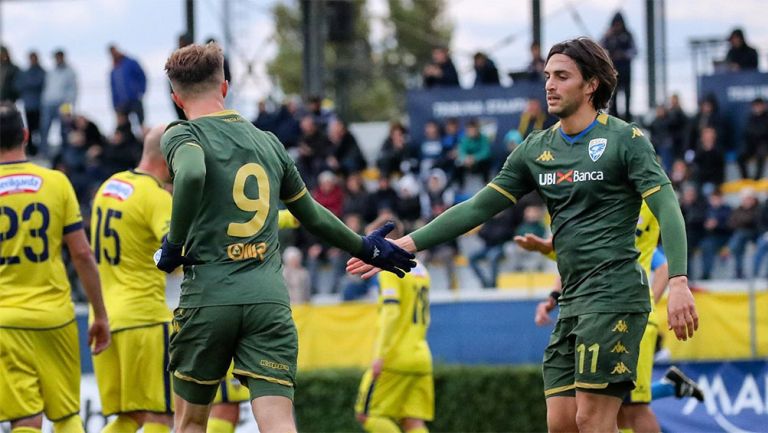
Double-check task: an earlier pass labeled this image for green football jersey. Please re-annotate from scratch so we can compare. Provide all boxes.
[161,110,307,308]
[490,113,669,317]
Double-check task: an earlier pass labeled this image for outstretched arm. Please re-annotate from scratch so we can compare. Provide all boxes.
[410,186,512,250]
[286,193,414,276]
[348,186,512,278]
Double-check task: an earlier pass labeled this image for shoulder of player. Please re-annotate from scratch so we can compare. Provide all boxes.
[599,114,647,142]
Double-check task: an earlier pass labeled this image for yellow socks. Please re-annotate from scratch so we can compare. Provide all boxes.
[207,417,236,433]
[406,427,429,433]
[362,416,400,433]
[11,427,43,433]
[143,422,172,433]
[53,415,86,433]
[101,415,139,433]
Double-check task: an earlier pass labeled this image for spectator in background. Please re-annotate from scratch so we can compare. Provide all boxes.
[305,95,335,131]
[376,121,416,177]
[419,169,458,290]
[727,189,760,279]
[343,173,376,223]
[108,45,147,128]
[473,52,500,87]
[297,114,333,188]
[61,113,106,200]
[373,175,399,217]
[283,247,310,305]
[601,12,636,120]
[328,118,366,175]
[680,184,707,280]
[171,33,193,120]
[688,94,726,154]
[669,159,691,191]
[455,119,491,188]
[738,98,768,179]
[699,190,732,280]
[693,126,725,194]
[517,98,552,139]
[40,49,77,159]
[15,51,46,154]
[419,120,444,177]
[725,28,759,72]
[97,112,142,176]
[751,200,768,278]
[469,208,516,288]
[255,96,302,149]
[649,105,674,170]
[0,45,20,103]
[395,175,423,232]
[526,42,546,81]
[435,117,461,180]
[422,46,460,89]
[312,171,344,218]
[667,94,689,161]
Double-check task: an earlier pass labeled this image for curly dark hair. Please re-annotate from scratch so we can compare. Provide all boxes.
[547,37,618,111]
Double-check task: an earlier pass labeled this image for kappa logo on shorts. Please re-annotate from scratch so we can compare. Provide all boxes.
[610,342,629,353]
[612,320,629,333]
[611,362,632,375]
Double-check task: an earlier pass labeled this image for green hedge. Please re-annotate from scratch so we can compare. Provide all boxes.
[294,365,547,432]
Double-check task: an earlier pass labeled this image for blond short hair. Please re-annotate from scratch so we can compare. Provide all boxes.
[164,42,224,97]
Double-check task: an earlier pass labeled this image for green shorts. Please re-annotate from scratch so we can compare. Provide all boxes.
[169,304,297,405]
[542,312,648,399]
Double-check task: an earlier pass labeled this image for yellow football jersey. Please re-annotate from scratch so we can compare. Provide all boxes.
[91,170,172,330]
[636,200,660,324]
[0,161,82,328]
[375,262,432,374]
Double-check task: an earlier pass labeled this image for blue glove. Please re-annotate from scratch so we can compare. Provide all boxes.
[358,222,416,278]
[154,236,193,273]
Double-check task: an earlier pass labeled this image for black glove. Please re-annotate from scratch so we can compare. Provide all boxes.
[154,236,193,273]
[357,222,416,278]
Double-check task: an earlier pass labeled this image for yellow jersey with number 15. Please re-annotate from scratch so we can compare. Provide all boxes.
[91,170,173,331]
[0,161,83,329]
[375,262,432,374]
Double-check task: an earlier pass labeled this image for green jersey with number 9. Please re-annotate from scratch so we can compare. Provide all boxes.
[161,110,307,309]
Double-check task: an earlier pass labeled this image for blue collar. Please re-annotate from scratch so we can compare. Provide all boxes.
[559,118,599,144]
[0,159,29,165]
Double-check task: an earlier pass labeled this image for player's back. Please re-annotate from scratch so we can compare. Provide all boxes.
[161,110,307,308]
[0,161,82,328]
[92,170,173,330]
[377,262,432,374]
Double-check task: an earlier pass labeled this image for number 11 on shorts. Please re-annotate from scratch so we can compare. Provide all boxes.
[576,343,599,374]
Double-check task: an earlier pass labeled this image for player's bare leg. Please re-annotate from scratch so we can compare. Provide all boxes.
[144,412,174,432]
[251,395,296,433]
[174,396,212,433]
[208,403,240,433]
[617,404,660,433]
[401,417,429,433]
[10,414,43,433]
[574,391,622,433]
[545,396,578,433]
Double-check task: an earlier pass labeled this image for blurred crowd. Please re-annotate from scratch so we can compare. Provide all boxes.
[0,19,766,304]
